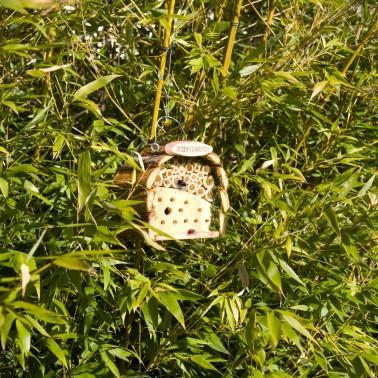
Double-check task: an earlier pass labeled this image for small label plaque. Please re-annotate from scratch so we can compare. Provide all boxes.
[165,141,213,157]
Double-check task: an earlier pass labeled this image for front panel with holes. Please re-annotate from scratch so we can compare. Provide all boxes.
[149,187,219,240]
[113,149,228,241]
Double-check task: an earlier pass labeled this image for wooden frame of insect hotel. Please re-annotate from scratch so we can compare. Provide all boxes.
[113,141,230,241]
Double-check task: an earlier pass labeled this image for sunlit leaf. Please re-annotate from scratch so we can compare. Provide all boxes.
[77,150,91,211]
[15,320,31,355]
[323,204,340,235]
[281,313,316,344]
[27,64,71,77]
[267,310,281,347]
[73,75,121,100]
[158,291,185,329]
[0,176,8,197]
[53,256,91,271]
[190,355,219,372]
[46,338,67,368]
[1,313,16,350]
[20,264,30,296]
[310,80,328,100]
[239,64,260,77]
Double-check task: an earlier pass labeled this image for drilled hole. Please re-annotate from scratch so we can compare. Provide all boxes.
[179,208,184,213]
[158,197,163,202]
[164,207,172,215]
[198,208,202,212]
[170,197,175,202]
[161,220,165,225]
[173,220,177,225]
[205,219,210,223]
[194,219,199,223]
[184,200,189,205]
[184,219,188,223]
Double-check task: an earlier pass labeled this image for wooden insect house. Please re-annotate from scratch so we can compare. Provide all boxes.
[113,141,230,241]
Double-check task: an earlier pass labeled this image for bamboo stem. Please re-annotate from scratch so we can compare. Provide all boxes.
[187,182,197,193]
[222,0,243,79]
[341,7,377,75]
[205,188,213,202]
[172,175,181,188]
[203,176,214,189]
[178,166,186,176]
[208,0,243,144]
[259,0,276,59]
[150,0,176,140]
[196,187,205,197]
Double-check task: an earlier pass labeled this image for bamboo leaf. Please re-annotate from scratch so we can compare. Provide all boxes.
[281,313,316,344]
[239,64,260,77]
[158,291,185,329]
[53,256,92,271]
[20,264,30,296]
[280,322,303,351]
[72,98,102,118]
[188,57,203,74]
[10,302,66,324]
[256,250,282,292]
[358,174,375,196]
[100,350,121,378]
[278,258,307,288]
[323,204,340,235]
[238,264,249,290]
[341,232,358,260]
[221,86,238,101]
[310,80,329,100]
[0,146,10,154]
[141,297,159,333]
[46,338,67,368]
[16,320,31,355]
[267,310,281,347]
[245,309,256,350]
[77,150,91,211]
[27,64,71,77]
[8,164,38,174]
[73,75,121,100]
[0,0,28,13]
[1,313,16,350]
[314,350,329,373]
[190,355,219,372]
[0,176,8,197]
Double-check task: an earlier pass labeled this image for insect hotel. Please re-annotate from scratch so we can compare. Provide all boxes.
[113,141,230,241]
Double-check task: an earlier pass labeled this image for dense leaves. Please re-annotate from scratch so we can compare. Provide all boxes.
[1,0,377,376]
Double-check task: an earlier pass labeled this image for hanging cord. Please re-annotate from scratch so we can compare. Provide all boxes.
[164,45,173,119]
[151,38,186,152]
[150,0,176,143]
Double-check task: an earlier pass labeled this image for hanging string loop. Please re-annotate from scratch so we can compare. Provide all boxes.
[150,0,176,142]
[151,29,186,151]
[151,115,187,152]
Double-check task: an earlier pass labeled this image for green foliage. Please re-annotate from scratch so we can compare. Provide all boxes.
[1,0,377,376]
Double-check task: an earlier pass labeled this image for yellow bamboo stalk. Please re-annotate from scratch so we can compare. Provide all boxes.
[150,0,176,140]
[207,0,243,144]
[341,7,377,75]
[222,0,243,79]
[259,0,276,59]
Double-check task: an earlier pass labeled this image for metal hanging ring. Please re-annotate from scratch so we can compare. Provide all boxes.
[151,142,160,152]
